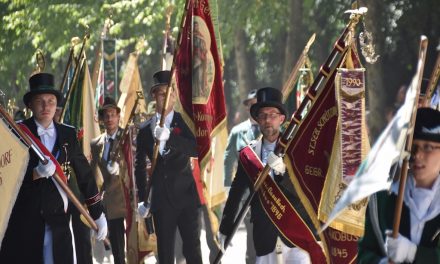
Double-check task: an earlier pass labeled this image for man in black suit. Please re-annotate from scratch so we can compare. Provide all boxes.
[135,70,202,264]
[219,87,311,263]
[0,72,108,264]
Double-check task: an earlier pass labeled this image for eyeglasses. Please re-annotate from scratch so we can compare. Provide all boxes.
[411,144,440,154]
[257,112,282,121]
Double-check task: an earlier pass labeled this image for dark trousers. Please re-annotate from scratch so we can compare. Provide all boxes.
[108,217,126,264]
[71,206,92,264]
[153,201,202,264]
[244,210,256,264]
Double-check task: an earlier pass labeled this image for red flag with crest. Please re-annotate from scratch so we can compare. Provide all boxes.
[174,0,226,173]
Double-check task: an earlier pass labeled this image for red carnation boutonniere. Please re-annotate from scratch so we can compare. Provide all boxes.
[171,126,182,135]
[77,128,84,140]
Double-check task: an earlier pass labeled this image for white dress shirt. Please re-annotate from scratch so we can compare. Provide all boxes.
[35,120,56,152]
[103,131,117,162]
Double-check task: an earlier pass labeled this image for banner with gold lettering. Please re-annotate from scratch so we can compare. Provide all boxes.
[174,0,227,175]
[0,118,29,247]
[318,59,369,237]
[284,44,367,263]
[239,146,327,263]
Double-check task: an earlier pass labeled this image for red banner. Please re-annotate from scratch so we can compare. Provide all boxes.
[175,0,226,171]
[284,49,363,263]
[239,146,326,263]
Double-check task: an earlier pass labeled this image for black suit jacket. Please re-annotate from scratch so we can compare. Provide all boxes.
[220,162,280,256]
[0,117,103,264]
[135,111,199,211]
[20,117,103,218]
[219,140,301,256]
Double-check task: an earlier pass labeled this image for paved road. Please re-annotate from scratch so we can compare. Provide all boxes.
[93,224,248,264]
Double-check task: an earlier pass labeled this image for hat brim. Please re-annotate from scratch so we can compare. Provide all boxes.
[250,102,287,121]
[150,82,168,94]
[414,131,440,143]
[98,105,121,117]
[23,89,62,107]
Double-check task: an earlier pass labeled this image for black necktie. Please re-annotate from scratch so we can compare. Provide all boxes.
[106,138,114,161]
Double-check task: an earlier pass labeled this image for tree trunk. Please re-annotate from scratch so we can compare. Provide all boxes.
[234,28,256,123]
[282,0,304,85]
[363,0,387,141]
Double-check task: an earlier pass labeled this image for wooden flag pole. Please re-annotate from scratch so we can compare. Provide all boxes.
[392,36,428,238]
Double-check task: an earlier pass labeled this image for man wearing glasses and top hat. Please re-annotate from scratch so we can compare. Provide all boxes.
[135,70,202,263]
[219,87,312,263]
[0,72,108,264]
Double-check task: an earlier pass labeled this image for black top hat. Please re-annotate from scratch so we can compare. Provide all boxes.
[414,107,440,143]
[98,97,121,118]
[150,70,171,94]
[243,89,258,106]
[250,87,287,120]
[23,73,62,107]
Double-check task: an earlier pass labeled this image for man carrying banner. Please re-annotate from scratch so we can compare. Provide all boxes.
[0,72,108,264]
[90,97,128,264]
[358,107,440,264]
[219,87,311,263]
[223,89,259,263]
[135,70,202,264]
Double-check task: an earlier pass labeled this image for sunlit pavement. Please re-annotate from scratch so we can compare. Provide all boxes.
[93,224,248,264]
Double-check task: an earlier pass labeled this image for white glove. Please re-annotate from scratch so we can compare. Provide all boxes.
[138,202,150,218]
[106,161,120,175]
[218,232,227,252]
[35,156,56,178]
[385,230,417,263]
[94,213,108,241]
[154,125,170,141]
[266,152,286,174]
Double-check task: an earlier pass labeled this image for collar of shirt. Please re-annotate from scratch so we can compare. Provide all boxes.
[156,110,175,128]
[105,131,117,142]
[35,120,55,138]
[34,120,56,152]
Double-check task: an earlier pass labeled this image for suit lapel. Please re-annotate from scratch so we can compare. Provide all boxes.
[97,134,106,164]
[253,139,262,160]
[52,122,63,161]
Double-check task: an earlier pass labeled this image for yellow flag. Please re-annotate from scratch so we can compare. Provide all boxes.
[0,119,29,247]
[117,53,147,128]
[81,63,103,187]
[203,127,227,208]
[82,63,101,159]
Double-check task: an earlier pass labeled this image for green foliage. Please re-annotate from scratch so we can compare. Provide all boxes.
[0,0,439,123]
